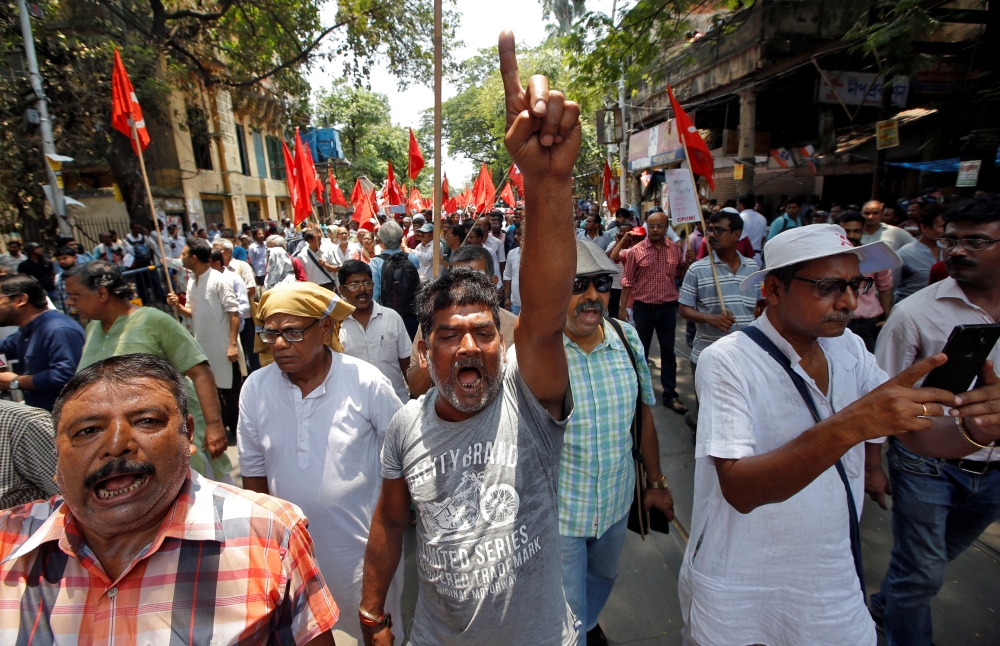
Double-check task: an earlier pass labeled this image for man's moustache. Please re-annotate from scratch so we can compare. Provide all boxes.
[83,458,155,490]
[946,257,976,269]
[822,313,852,323]
[575,300,606,317]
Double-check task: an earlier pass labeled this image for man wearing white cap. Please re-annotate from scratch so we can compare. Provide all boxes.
[678,224,1000,646]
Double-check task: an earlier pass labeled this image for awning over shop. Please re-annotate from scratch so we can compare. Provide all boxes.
[886,149,1000,172]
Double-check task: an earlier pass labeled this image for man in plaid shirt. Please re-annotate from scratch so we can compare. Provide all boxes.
[619,208,689,414]
[561,239,675,646]
[0,354,339,646]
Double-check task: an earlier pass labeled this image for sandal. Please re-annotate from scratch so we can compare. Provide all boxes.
[664,399,689,415]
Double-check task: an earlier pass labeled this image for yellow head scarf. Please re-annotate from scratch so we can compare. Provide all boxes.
[254,282,355,366]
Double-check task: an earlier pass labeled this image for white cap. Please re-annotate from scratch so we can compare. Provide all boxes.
[740,223,902,291]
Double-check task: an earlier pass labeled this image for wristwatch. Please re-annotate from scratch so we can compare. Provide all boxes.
[9,377,19,391]
[647,476,668,489]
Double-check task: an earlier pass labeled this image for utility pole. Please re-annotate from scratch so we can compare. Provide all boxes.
[17,0,72,237]
[618,78,628,209]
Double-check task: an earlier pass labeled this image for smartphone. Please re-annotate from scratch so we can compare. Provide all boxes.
[922,324,1000,393]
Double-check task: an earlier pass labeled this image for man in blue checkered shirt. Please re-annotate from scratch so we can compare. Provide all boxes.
[559,239,676,646]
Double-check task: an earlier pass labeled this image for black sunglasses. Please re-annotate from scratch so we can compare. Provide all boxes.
[792,275,874,298]
[573,275,614,294]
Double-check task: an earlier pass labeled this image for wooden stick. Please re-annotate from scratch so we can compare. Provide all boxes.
[676,136,729,315]
[130,119,174,297]
[432,0,443,278]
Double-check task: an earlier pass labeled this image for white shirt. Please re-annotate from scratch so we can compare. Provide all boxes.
[413,241,438,282]
[186,269,240,388]
[679,312,883,646]
[296,244,337,285]
[332,241,361,266]
[165,234,186,259]
[876,277,1000,462]
[503,247,522,307]
[228,257,256,291]
[739,209,768,264]
[237,349,404,643]
[220,267,250,327]
[861,222,915,251]
[484,232,506,264]
[339,302,412,401]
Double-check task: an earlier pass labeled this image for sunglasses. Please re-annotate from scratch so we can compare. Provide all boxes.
[573,275,614,294]
[791,275,874,298]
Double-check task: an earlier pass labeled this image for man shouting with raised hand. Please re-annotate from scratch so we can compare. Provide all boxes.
[359,31,582,646]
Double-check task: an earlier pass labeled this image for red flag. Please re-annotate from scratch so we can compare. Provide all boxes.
[408,187,424,213]
[329,168,348,208]
[422,197,433,210]
[386,161,404,206]
[499,182,516,208]
[444,197,458,213]
[111,49,150,156]
[282,139,303,218]
[350,178,365,209]
[408,129,425,180]
[602,161,621,212]
[508,163,524,198]
[473,163,495,213]
[293,129,315,224]
[353,196,372,224]
[667,86,715,190]
[442,174,450,201]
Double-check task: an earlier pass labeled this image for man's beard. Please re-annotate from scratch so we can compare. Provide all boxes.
[427,351,505,414]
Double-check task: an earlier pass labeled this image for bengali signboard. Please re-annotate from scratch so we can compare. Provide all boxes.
[627,119,685,172]
[818,70,909,108]
[876,120,900,150]
[957,160,982,187]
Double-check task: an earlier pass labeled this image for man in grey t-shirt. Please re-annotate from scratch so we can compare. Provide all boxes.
[360,32,583,645]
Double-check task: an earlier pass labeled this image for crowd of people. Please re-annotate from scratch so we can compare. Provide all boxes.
[0,32,999,646]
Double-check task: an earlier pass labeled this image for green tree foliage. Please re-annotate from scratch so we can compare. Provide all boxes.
[315,81,434,197]
[540,0,587,35]
[0,0,453,230]
[426,41,604,196]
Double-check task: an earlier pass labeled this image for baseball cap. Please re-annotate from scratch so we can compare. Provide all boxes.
[631,226,647,237]
[417,222,435,233]
[740,224,901,292]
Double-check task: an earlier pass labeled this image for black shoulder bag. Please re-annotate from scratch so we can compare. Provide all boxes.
[307,249,338,291]
[740,326,865,597]
[607,318,671,538]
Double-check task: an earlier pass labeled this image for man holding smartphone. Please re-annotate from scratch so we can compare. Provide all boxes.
[870,193,1000,646]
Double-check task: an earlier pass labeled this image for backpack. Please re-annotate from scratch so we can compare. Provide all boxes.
[378,252,420,317]
[130,234,153,269]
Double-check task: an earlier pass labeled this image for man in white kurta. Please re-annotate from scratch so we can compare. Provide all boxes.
[237,282,405,644]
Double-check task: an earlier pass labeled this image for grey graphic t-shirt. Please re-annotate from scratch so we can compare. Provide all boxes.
[382,354,577,645]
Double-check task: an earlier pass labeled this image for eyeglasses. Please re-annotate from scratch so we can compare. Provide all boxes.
[705,227,733,235]
[343,280,375,292]
[792,276,874,298]
[936,237,1000,251]
[0,293,22,301]
[258,319,320,344]
[572,275,614,294]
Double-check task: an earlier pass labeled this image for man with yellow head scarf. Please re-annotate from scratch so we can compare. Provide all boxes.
[238,282,406,643]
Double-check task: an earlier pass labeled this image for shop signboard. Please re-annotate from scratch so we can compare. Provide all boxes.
[627,119,685,171]
[818,70,909,108]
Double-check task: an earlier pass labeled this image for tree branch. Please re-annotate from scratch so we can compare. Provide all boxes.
[163,0,235,22]
[224,21,346,87]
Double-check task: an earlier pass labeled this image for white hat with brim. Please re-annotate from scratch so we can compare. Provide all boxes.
[740,223,902,292]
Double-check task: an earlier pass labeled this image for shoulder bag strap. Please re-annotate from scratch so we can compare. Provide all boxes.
[740,326,865,597]
[607,318,644,462]
[307,249,336,283]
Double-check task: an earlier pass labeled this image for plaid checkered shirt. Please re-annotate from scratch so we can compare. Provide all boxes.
[0,469,339,645]
[559,320,655,537]
[620,237,685,304]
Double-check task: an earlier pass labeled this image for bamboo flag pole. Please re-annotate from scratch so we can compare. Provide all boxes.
[129,118,174,298]
[431,0,443,278]
[675,136,730,316]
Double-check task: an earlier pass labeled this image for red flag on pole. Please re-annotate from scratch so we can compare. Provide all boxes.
[353,194,373,224]
[386,161,404,206]
[293,128,320,224]
[602,160,621,212]
[444,197,458,214]
[508,163,524,198]
[473,163,495,213]
[408,187,424,213]
[442,174,449,201]
[111,49,150,155]
[667,86,715,190]
[408,129,425,180]
[329,168,348,208]
[499,182,516,208]
[350,178,365,209]
[282,139,303,218]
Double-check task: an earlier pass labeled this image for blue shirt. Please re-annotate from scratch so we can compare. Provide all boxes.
[232,245,248,262]
[766,213,802,242]
[0,310,85,411]
[247,242,268,276]
[369,249,420,302]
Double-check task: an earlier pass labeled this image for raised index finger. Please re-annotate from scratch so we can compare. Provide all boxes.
[498,31,526,130]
